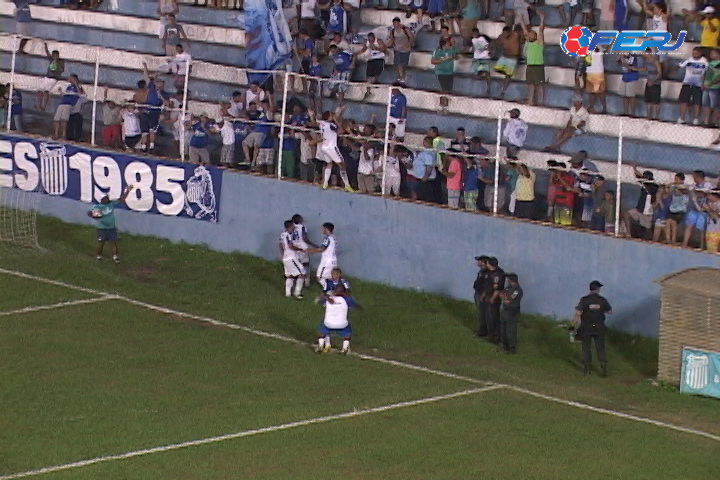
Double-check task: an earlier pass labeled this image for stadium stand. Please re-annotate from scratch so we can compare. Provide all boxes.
[1,0,718,250]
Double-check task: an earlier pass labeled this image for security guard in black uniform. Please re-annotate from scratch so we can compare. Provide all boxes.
[473,255,490,337]
[573,280,613,376]
[485,257,505,344]
[500,273,523,354]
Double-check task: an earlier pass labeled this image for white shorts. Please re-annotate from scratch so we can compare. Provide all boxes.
[389,116,406,138]
[319,144,344,164]
[316,261,336,281]
[283,258,305,277]
[42,77,59,92]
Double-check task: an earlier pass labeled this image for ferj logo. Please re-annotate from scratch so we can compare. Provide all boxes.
[560,26,686,56]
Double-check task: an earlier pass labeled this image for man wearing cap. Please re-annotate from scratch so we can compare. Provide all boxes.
[573,281,612,376]
[473,256,490,337]
[485,257,506,344]
[500,273,523,354]
[682,7,719,57]
[502,108,527,160]
[543,96,589,153]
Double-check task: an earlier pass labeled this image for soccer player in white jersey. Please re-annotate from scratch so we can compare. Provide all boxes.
[308,107,354,192]
[279,220,306,299]
[291,213,317,287]
[316,283,362,354]
[307,222,338,285]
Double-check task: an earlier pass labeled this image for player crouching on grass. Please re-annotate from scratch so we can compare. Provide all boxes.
[316,284,362,355]
[87,185,134,263]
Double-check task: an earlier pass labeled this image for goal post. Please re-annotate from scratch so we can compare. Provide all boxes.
[0,183,42,249]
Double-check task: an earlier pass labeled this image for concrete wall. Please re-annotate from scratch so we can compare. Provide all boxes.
[23,166,720,337]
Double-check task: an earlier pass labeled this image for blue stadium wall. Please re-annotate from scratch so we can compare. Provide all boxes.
[19,156,720,338]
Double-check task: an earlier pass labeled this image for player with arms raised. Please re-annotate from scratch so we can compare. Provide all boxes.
[307,222,338,285]
[280,219,306,299]
[87,185,134,263]
[316,283,362,354]
[291,213,317,288]
[308,106,354,192]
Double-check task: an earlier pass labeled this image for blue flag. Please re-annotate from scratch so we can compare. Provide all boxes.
[244,0,293,86]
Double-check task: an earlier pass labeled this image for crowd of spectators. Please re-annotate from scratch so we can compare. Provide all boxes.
[4,0,720,253]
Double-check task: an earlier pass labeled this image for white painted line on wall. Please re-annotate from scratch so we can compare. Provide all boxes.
[0,386,502,479]
[1,267,718,444]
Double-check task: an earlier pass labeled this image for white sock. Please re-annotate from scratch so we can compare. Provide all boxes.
[293,278,303,297]
[339,170,350,188]
[285,278,293,296]
[342,339,350,351]
[304,274,311,287]
[318,336,325,348]
[325,335,331,348]
[322,167,331,187]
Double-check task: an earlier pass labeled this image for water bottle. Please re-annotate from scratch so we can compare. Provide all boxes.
[569,327,576,344]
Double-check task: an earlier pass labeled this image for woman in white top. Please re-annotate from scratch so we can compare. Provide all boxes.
[358,32,387,100]
[157,0,179,38]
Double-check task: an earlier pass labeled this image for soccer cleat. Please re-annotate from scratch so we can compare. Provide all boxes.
[113,256,120,264]
[340,348,350,355]
[322,343,331,353]
[96,255,102,261]
[321,185,329,190]
[294,295,304,300]
[315,344,324,353]
[344,185,355,193]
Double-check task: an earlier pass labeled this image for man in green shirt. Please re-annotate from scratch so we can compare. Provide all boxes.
[87,185,134,263]
[521,11,546,106]
[702,48,720,126]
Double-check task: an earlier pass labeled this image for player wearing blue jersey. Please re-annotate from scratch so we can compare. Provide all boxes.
[323,267,351,293]
[327,44,355,104]
[316,283,363,354]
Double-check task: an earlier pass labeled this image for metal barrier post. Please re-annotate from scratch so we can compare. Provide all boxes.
[90,47,100,145]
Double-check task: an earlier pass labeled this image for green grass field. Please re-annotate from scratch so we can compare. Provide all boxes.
[0,217,717,479]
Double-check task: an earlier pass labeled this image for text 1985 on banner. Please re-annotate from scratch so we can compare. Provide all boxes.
[0,135,222,222]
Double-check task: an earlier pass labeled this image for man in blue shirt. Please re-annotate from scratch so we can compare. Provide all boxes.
[327,44,354,104]
[296,30,316,94]
[409,136,437,202]
[388,85,407,141]
[242,101,274,168]
[53,74,83,140]
[87,185,134,263]
[327,0,346,35]
[141,62,166,152]
[323,267,351,293]
[188,113,217,164]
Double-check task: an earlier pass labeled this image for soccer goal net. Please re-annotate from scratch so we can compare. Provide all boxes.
[0,184,41,249]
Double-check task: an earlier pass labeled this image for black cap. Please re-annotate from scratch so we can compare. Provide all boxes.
[474,255,489,261]
[506,273,519,283]
[589,280,603,290]
[508,108,521,118]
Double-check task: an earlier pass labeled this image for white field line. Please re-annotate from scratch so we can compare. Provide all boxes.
[0,386,503,480]
[0,296,114,318]
[1,267,719,444]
